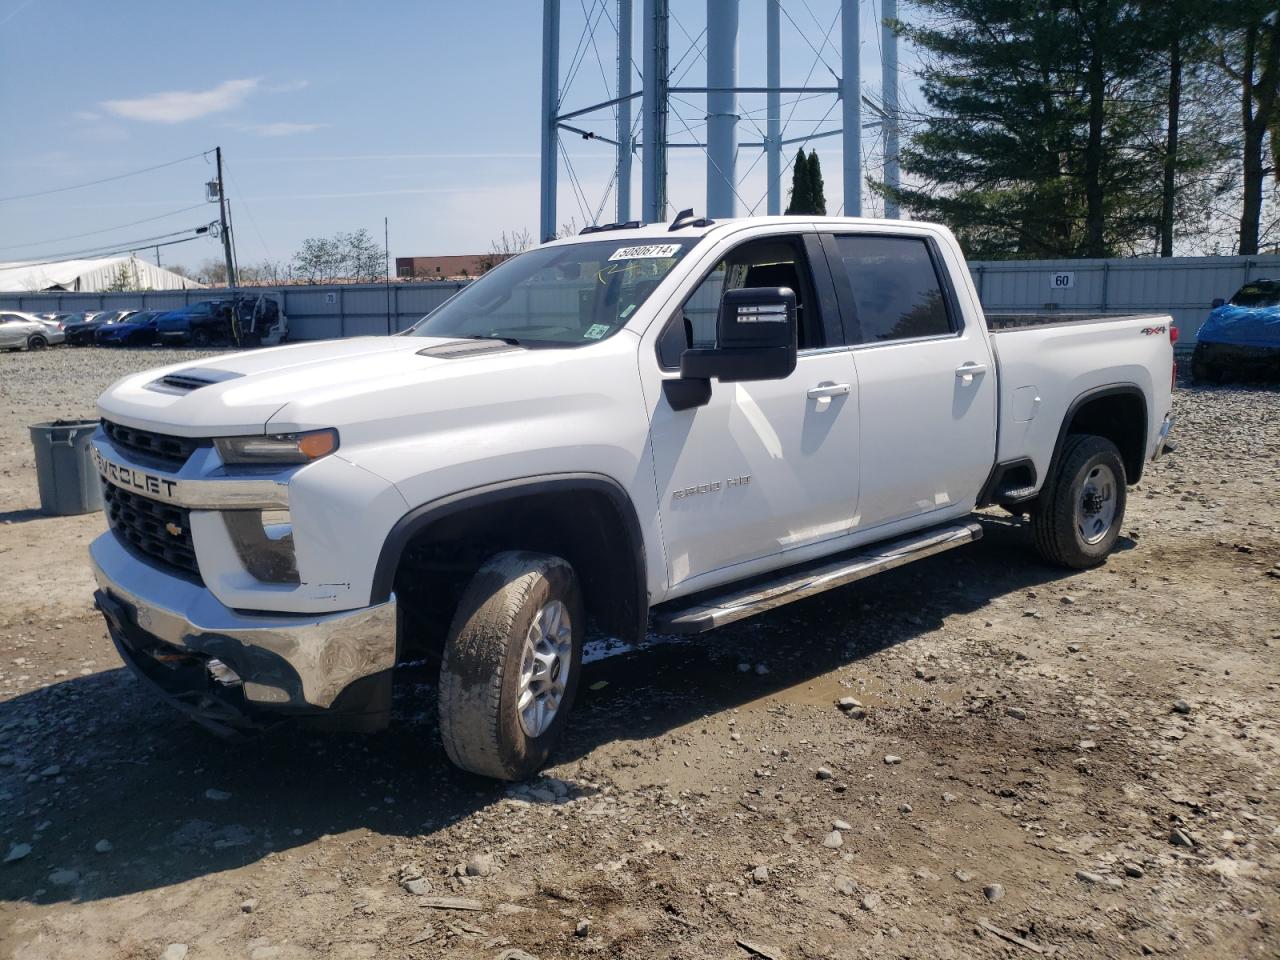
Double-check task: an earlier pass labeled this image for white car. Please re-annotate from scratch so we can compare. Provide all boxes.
[2,310,66,345]
[88,214,1176,778]
[0,312,59,350]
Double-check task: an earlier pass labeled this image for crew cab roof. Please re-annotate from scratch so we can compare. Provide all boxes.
[539,214,947,249]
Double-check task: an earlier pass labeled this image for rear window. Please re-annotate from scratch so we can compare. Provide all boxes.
[832,235,953,343]
[1230,282,1280,308]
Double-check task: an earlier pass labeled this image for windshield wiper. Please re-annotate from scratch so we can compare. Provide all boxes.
[463,334,522,346]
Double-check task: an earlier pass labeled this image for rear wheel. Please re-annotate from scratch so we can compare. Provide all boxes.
[27,334,47,351]
[438,551,583,780]
[1030,434,1126,569]
[191,328,211,348]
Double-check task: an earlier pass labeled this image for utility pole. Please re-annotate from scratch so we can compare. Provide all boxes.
[384,216,392,334]
[215,146,236,288]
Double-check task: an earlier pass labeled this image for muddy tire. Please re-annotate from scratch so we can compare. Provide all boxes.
[27,334,47,351]
[438,551,583,780]
[1031,434,1126,569]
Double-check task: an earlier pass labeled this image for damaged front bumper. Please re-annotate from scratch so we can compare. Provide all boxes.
[90,531,397,736]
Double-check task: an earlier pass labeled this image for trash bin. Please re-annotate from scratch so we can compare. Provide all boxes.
[29,419,103,516]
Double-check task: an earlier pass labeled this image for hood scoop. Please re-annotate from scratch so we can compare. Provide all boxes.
[417,339,523,359]
[148,367,245,394]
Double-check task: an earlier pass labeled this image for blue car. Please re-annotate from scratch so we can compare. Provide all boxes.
[1192,280,1280,383]
[94,310,162,347]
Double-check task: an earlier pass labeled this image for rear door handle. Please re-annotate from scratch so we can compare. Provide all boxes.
[807,383,850,399]
[955,362,987,383]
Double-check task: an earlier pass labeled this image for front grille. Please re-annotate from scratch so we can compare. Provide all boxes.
[103,483,201,580]
[102,419,209,468]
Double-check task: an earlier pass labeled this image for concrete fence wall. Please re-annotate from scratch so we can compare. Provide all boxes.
[2,253,1276,347]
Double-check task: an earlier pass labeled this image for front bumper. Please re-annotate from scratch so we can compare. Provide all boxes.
[91,531,397,734]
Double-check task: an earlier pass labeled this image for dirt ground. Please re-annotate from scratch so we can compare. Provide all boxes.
[1,346,1277,960]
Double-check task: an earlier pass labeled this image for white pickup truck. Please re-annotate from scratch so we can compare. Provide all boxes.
[89,214,1177,779]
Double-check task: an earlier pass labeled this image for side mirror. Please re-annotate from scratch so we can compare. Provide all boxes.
[1211,298,1225,308]
[680,286,798,383]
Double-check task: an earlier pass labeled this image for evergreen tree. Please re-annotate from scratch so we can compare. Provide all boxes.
[807,151,827,215]
[884,0,1231,258]
[785,148,812,215]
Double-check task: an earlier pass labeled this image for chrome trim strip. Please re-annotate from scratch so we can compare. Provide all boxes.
[92,436,290,509]
[655,520,984,634]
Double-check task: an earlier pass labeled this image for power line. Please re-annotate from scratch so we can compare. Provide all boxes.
[0,149,213,203]
[0,232,212,271]
[0,225,215,267]
[0,204,208,253]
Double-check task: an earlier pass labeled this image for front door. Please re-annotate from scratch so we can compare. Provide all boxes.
[645,233,860,591]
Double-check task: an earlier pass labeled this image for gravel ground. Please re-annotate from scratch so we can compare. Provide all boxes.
[0,347,1278,959]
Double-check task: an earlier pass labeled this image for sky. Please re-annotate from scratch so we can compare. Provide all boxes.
[0,0,920,274]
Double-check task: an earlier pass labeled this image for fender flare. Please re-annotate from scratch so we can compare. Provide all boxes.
[1050,383,1148,485]
[369,472,648,636]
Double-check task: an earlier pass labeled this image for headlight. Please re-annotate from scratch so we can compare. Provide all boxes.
[215,428,339,465]
[224,509,298,583]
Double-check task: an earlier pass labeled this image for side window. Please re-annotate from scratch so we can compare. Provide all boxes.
[834,235,953,343]
[657,236,819,368]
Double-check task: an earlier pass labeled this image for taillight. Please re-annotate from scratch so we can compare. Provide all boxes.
[1169,325,1179,344]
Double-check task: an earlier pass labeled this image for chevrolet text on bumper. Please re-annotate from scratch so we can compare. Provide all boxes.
[90,214,1176,779]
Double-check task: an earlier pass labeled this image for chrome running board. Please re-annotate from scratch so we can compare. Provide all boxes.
[653,520,984,635]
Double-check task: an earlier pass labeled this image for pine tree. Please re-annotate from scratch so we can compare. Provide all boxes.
[785,148,812,215]
[807,151,827,215]
[885,0,1232,258]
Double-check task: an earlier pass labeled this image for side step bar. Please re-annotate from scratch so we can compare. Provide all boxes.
[653,520,984,635]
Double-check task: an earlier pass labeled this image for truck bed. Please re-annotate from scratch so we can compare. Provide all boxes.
[987,311,1174,486]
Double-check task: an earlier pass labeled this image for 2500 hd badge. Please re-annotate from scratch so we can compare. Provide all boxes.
[92,445,177,499]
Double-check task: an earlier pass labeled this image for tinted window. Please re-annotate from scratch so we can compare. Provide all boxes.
[834,235,952,342]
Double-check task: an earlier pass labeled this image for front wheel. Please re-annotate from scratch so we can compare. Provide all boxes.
[1030,434,1127,569]
[438,551,583,780]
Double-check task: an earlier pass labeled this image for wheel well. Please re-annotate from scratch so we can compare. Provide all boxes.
[386,485,646,659]
[1063,389,1147,483]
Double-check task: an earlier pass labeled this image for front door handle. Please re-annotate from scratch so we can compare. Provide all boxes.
[807,382,850,399]
[955,362,987,383]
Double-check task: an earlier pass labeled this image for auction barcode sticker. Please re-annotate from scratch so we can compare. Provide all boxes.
[609,243,682,261]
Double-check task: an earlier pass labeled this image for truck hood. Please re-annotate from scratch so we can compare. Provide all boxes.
[96,336,528,435]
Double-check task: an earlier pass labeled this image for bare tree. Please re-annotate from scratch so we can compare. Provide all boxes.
[478,228,534,273]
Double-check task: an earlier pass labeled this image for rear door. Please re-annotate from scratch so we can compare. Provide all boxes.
[824,230,996,531]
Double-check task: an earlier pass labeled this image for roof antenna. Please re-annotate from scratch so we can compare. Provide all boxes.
[669,208,715,231]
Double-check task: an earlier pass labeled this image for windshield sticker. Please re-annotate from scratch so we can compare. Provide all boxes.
[609,243,682,261]
[583,323,611,340]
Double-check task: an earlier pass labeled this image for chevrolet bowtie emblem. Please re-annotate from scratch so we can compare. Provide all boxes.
[165,521,184,537]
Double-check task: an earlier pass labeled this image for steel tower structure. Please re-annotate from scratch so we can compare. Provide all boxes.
[539,0,900,239]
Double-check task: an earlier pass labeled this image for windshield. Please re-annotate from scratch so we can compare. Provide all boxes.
[408,238,697,346]
[1230,282,1280,308]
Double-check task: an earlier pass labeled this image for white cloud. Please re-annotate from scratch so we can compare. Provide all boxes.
[242,121,329,137]
[102,78,259,124]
